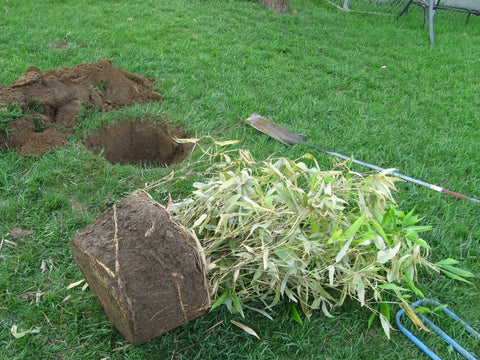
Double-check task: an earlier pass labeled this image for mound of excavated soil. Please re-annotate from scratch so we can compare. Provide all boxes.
[0,59,175,160]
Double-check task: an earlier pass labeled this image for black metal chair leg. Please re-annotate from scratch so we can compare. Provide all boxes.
[399,0,413,17]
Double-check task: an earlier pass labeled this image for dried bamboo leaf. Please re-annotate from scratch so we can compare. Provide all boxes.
[11,325,41,339]
[230,320,260,339]
[66,279,85,290]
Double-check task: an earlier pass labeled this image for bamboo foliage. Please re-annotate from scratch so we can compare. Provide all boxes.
[160,139,474,338]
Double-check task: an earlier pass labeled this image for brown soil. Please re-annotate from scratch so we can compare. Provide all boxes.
[85,119,192,166]
[0,59,191,165]
[70,190,210,345]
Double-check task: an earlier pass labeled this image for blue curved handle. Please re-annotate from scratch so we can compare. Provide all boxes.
[396,299,480,360]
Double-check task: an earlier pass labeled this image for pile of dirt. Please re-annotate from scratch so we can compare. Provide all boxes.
[0,59,190,165]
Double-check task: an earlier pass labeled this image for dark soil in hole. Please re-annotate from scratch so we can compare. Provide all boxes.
[84,119,192,166]
[0,59,192,165]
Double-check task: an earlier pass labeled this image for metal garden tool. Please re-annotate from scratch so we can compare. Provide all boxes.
[245,113,480,203]
[396,299,480,360]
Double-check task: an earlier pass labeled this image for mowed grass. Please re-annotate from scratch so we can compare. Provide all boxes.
[1,0,479,359]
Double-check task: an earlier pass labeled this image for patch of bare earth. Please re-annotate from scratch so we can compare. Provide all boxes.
[0,59,192,165]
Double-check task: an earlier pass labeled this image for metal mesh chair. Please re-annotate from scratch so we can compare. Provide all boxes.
[399,0,480,44]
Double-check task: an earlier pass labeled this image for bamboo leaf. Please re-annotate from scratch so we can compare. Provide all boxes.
[315,284,336,302]
[263,247,269,271]
[405,235,431,249]
[400,300,430,332]
[244,305,274,320]
[214,140,241,146]
[280,275,289,296]
[414,306,432,315]
[344,214,366,240]
[368,310,377,330]
[321,301,335,318]
[275,185,299,212]
[376,242,401,264]
[284,288,298,302]
[379,313,391,339]
[435,259,475,283]
[269,283,282,308]
[431,305,448,314]
[353,275,365,306]
[173,137,200,144]
[371,219,388,248]
[287,303,304,324]
[403,270,425,298]
[328,265,335,286]
[438,268,473,284]
[435,258,459,266]
[192,213,208,228]
[335,236,354,263]
[230,320,260,339]
[379,302,390,322]
[66,279,85,290]
[210,289,229,312]
[377,284,410,292]
[311,297,323,309]
[11,325,40,339]
[231,290,245,318]
[233,267,241,285]
[436,264,475,279]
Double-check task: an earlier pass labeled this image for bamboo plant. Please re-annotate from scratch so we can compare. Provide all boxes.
[151,138,475,338]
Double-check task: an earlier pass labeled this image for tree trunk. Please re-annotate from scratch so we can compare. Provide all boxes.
[260,0,290,13]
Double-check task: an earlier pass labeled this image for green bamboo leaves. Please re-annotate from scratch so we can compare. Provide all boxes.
[165,141,475,337]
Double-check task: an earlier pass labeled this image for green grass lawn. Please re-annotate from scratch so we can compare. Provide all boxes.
[1,0,479,359]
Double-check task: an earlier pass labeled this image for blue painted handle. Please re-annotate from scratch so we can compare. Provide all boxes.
[396,299,480,360]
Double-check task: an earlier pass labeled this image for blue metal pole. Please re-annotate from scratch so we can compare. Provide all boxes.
[396,299,480,360]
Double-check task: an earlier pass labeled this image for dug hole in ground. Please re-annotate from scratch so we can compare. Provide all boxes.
[0,59,191,166]
[1,60,204,344]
